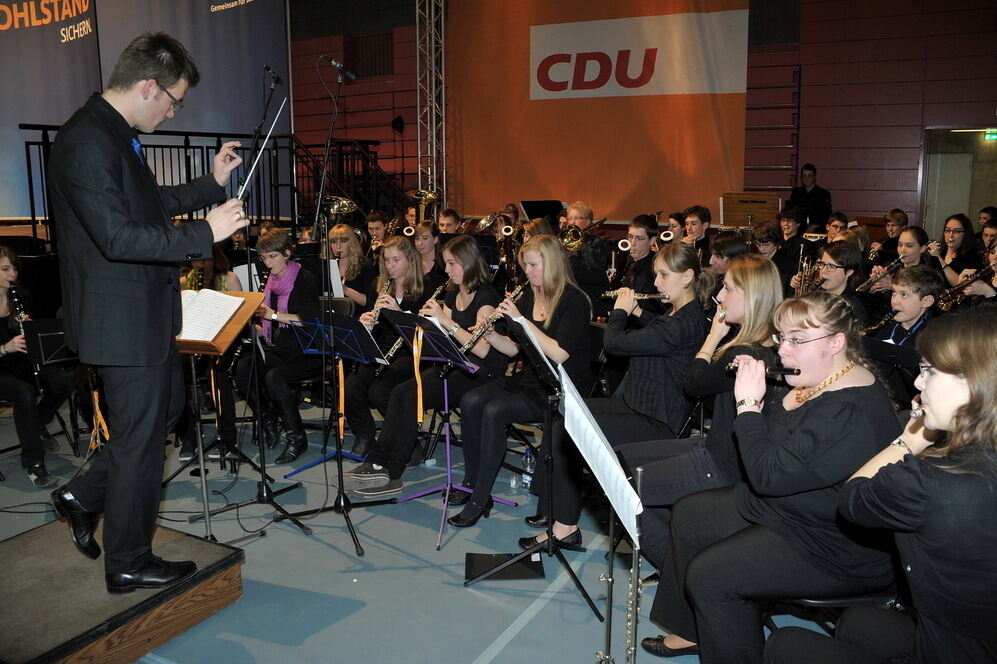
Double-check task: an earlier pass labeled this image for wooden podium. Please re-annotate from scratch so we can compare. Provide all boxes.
[176,291,264,355]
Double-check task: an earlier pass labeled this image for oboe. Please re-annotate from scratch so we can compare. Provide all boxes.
[458,283,525,353]
[375,280,450,374]
[9,285,43,391]
[725,363,801,376]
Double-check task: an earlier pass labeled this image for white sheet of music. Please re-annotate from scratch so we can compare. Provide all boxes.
[178,289,244,342]
[509,315,557,377]
[326,259,345,297]
[558,364,644,545]
[233,262,264,291]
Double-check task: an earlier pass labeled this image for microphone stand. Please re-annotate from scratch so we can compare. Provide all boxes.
[195,77,312,538]
[309,58,345,241]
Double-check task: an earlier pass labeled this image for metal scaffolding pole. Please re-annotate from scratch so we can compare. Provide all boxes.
[416,0,446,205]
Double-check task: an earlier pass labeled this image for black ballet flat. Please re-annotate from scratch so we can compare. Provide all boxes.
[517,529,584,552]
[640,635,699,658]
[447,498,493,528]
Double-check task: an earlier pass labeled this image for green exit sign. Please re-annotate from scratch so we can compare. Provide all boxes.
[986,129,997,141]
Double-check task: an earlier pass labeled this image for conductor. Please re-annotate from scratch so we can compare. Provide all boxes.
[47,32,248,593]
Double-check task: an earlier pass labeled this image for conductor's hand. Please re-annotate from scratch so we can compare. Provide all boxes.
[212,141,243,187]
[207,199,250,243]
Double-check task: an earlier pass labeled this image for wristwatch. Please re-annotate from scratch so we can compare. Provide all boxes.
[736,397,761,409]
[270,312,279,321]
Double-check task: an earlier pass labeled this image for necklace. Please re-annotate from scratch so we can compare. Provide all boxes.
[794,361,855,404]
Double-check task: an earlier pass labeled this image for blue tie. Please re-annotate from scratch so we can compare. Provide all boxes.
[131,137,144,162]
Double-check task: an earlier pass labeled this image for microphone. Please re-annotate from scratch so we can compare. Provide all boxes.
[263,64,283,85]
[322,56,357,81]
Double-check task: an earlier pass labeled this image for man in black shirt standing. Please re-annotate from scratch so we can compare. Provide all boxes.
[789,162,832,228]
[47,32,247,594]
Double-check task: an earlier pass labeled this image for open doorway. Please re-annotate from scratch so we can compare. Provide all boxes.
[922,128,997,238]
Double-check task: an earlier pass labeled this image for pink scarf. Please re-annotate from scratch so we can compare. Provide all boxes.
[262,261,301,343]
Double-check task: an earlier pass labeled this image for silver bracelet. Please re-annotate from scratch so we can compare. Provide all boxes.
[890,438,913,455]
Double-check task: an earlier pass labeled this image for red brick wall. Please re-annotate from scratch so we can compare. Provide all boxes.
[291,25,419,191]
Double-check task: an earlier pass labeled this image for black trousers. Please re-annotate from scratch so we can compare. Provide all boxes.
[342,357,413,443]
[616,436,734,568]
[651,487,888,664]
[68,351,185,574]
[533,397,675,526]
[233,347,322,421]
[458,380,544,508]
[366,366,493,479]
[0,362,74,468]
[764,606,916,664]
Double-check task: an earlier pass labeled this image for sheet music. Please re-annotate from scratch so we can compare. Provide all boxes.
[326,259,345,298]
[178,289,244,342]
[558,364,643,544]
[233,262,264,291]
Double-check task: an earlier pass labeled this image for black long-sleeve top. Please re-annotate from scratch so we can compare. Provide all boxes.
[604,299,706,434]
[569,235,611,319]
[840,451,997,664]
[684,343,780,482]
[444,284,505,378]
[504,285,592,406]
[734,383,899,585]
[622,253,665,317]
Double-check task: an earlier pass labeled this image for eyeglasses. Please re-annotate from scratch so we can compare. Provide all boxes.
[626,234,650,242]
[815,261,844,272]
[156,82,184,111]
[772,333,834,347]
[943,228,965,234]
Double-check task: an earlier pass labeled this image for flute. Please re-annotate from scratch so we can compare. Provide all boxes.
[601,288,670,300]
[725,363,801,376]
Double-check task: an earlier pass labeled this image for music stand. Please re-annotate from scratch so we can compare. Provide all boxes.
[381,309,518,548]
[462,316,603,620]
[862,336,921,405]
[272,314,394,556]
[23,318,80,456]
[283,312,387,478]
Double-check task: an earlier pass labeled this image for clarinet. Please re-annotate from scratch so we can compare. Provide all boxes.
[8,285,43,392]
[459,283,525,353]
[374,280,450,377]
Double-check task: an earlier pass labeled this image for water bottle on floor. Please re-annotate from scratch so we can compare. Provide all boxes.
[521,449,535,491]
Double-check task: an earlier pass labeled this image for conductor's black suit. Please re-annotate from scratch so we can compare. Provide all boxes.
[48,93,224,574]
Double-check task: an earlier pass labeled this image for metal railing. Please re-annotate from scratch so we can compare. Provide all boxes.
[17,123,410,244]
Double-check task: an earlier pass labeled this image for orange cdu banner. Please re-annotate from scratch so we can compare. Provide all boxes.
[447,0,748,221]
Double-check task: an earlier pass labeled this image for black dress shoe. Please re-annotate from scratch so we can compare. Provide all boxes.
[524,513,549,529]
[640,635,700,658]
[51,486,100,559]
[447,498,493,528]
[517,529,584,552]
[446,484,474,507]
[106,555,197,594]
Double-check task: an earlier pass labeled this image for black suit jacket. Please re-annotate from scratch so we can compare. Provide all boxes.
[48,94,223,366]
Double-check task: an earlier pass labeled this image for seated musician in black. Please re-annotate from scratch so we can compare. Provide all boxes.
[643,293,898,662]
[615,254,783,567]
[564,200,610,319]
[681,204,712,268]
[232,229,321,464]
[0,246,74,486]
[325,222,376,308]
[343,235,435,457]
[621,214,666,316]
[342,236,504,497]
[754,219,794,296]
[928,213,982,287]
[792,240,870,327]
[449,234,592,528]
[523,243,710,551]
